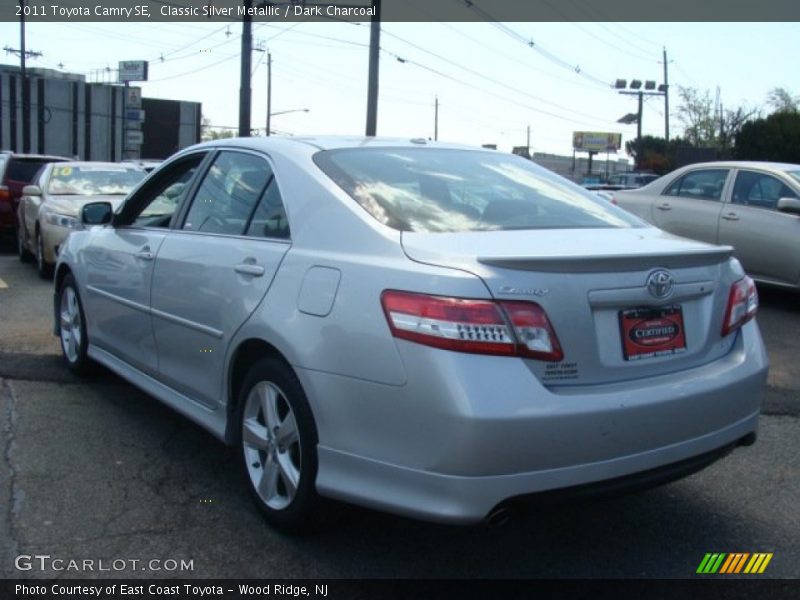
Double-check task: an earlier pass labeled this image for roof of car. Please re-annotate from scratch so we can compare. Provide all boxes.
[681,161,800,172]
[196,135,488,153]
[3,153,70,161]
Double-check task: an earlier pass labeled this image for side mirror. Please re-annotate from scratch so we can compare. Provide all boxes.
[81,201,113,226]
[777,197,800,215]
[22,184,42,196]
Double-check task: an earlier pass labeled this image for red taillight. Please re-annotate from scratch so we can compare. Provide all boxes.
[380,290,563,361]
[722,276,758,336]
[0,186,9,202]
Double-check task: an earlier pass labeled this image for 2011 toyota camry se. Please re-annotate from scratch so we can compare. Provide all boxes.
[53,137,768,531]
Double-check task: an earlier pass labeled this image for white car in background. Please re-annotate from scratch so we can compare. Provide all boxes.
[17,161,146,277]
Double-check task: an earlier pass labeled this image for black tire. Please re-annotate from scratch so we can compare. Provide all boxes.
[57,273,94,375]
[238,357,321,533]
[36,230,54,279]
[17,225,33,262]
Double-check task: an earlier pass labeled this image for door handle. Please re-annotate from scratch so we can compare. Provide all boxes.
[656,203,671,211]
[135,246,154,260]
[721,212,739,221]
[235,263,265,277]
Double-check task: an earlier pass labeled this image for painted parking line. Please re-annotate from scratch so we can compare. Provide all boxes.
[0,277,8,289]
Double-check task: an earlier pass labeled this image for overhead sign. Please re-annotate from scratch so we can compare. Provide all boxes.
[573,131,622,153]
[118,61,149,82]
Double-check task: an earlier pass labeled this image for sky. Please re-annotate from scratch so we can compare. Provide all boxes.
[1,18,798,162]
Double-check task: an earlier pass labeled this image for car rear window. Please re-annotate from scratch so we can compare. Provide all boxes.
[314,148,640,232]
[7,158,60,183]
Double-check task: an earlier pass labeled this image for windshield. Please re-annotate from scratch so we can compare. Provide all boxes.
[314,148,640,232]
[787,171,800,186]
[48,165,145,196]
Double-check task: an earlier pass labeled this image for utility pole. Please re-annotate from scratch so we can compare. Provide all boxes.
[636,91,643,149]
[526,124,531,156]
[266,52,272,136]
[7,1,42,153]
[238,0,253,137]
[365,0,381,136]
[662,47,670,142]
[434,95,438,141]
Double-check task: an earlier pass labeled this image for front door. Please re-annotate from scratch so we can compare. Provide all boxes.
[82,153,208,374]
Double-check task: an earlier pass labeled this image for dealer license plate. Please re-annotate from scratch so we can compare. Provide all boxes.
[618,305,687,361]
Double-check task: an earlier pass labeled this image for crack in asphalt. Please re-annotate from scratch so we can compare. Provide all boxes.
[1,379,22,576]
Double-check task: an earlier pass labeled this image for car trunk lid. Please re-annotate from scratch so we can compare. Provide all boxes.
[401,227,738,386]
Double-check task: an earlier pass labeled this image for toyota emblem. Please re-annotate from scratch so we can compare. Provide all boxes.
[647,270,674,299]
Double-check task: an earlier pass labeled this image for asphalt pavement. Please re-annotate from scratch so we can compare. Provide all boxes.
[1,252,798,579]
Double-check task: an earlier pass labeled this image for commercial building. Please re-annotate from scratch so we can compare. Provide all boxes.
[0,64,200,160]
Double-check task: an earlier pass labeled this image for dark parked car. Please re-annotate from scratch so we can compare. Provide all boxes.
[0,152,69,242]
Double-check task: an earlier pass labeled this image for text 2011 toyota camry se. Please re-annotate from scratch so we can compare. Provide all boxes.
[54,137,768,531]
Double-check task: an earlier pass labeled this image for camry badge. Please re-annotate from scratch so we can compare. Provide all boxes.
[647,270,674,299]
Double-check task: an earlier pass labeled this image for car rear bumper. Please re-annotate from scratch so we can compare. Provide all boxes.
[303,321,768,524]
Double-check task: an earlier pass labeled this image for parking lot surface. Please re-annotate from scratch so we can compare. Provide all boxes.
[1,253,798,579]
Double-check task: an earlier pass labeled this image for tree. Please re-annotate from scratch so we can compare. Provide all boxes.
[676,86,759,156]
[766,87,800,114]
[201,116,235,141]
[734,111,800,163]
[625,135,683,175]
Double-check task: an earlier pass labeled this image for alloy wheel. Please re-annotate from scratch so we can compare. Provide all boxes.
[60,285,82,364]
[242,381,302,511]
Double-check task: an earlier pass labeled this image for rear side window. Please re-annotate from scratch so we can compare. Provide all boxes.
[732,171,797,210]
[313,148,639,232]
[663,169,729,201]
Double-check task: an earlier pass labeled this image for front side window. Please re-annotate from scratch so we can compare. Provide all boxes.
[663,169,729,201]
[313,148,639,232]
[732,171,798,210]
[127,155,205,228]
[183,151,271,236]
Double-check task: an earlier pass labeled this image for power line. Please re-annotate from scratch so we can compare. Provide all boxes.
[453,0,614,89]
[380,27,615,124]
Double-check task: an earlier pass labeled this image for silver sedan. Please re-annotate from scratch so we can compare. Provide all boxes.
[615,161,800,290]
[54,138,768,532]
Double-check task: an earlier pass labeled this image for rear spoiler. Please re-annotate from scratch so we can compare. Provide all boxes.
[478,246,733,273]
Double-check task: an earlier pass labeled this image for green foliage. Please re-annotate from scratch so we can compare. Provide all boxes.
[766,87,800,114]
[676,86,759,154]
[734,111,800,163]
[625,135,685,175]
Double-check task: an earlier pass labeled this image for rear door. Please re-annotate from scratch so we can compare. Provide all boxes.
[150,149,291,408]
[718,168,800,285]
[651,168,730,244]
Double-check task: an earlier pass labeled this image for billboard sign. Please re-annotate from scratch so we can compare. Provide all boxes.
[573,131,622,153]
[118,61,149,82]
